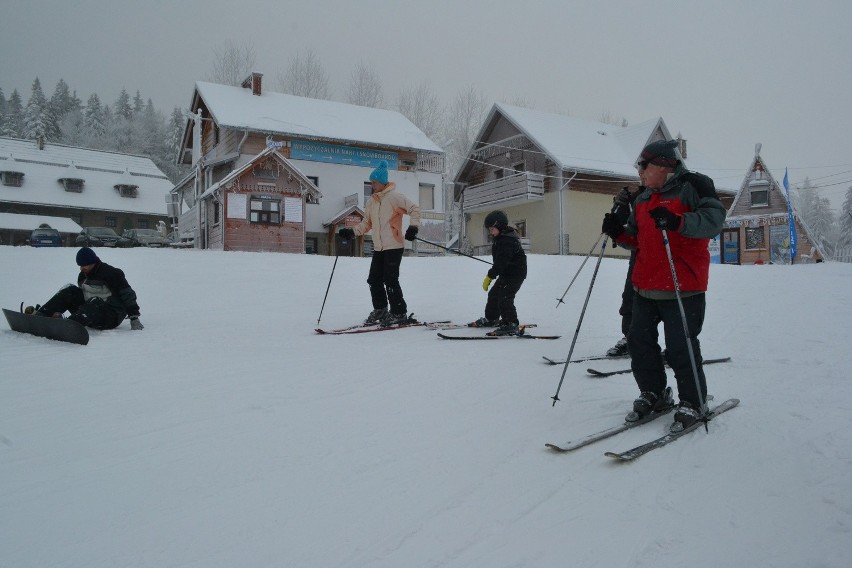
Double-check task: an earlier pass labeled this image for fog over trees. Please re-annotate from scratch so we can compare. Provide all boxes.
[3,41,845,255]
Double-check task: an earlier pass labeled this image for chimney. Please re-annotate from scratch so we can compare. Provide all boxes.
[241,72,263,96]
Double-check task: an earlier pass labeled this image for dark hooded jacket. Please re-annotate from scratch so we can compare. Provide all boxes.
[487,226,527,281]
[77,261,141,319]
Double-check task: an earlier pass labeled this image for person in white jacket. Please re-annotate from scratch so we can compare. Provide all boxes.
[339,160,421,326]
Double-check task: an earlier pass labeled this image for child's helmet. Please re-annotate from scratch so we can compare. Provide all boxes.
[483,210,508,231]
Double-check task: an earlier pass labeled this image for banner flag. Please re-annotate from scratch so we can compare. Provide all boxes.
[783,168,798,261]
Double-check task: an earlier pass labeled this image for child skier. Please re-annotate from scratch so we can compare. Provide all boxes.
[470,210,527,335]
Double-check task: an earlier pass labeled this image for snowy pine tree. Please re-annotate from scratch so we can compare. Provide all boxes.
[114,88,133,121]
[23,77,60,142]
[838,186,852,251]
[83,93,106,135]
[4,90,24,137]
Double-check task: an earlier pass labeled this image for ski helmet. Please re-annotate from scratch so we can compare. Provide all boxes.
[483,210,508,231]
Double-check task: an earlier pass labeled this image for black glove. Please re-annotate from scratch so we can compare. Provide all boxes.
[404,226,418,241]
[649,206,681,230]
[601,213,624,239]
[613,186,632,207]
[338,227,355,239]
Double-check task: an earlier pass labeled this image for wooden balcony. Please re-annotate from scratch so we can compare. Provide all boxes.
[463,172,544,212]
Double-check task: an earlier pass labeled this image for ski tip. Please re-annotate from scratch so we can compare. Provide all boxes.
[604,451,629,461]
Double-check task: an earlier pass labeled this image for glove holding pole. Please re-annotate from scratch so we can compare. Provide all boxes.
[649,206,682,231]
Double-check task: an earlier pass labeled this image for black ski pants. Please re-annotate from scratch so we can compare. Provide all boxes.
[627,292,707,408]
[484,277,524,325]
[619,251,637,336]
[40,285,124,330]
[367,248,407,316]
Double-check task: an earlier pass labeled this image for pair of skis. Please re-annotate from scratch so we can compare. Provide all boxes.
[315,316,451,335]
[546,398,739,461]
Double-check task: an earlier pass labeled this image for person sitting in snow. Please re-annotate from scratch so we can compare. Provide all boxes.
[469,210,527,336]
[338,160,421,327]
[26,247,144,330]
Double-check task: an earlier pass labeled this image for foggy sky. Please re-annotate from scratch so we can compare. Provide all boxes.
[2,0,850,206]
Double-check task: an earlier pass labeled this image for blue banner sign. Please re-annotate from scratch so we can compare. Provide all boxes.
[290,140,398,169]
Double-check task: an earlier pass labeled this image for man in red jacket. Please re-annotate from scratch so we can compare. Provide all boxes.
[602,140,725,432]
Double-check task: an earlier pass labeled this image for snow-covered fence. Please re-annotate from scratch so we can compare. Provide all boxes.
[833,247,852,263]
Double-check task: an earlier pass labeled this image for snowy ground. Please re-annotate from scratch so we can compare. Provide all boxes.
[1,245,851,567]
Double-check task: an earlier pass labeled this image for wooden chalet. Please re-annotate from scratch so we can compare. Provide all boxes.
[172,73,445,255]
[197,147,321,253]
[453,104,735,256]
[722,145,823,265]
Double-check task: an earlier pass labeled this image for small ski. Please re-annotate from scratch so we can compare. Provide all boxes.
[546,407,674,453]
[437,331,560,340]
[542,354,629,365]
[315,322,382,334]
[316,318,449,335]
[425,322,537,331]
[604,398,740,461]
[586,357,732,378]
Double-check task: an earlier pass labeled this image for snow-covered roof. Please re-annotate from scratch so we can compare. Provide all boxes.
[0,212,83,233]
[468,104,736,193]
[194,82,443,154]
[0,137,173,215]
[488,104,663,177]
[199,146,322,201]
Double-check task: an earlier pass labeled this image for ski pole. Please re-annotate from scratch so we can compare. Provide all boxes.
[316,249,341,326]
[413,237,492,265]
[661,228,709,427]
[555,232,604,308]
[551,236,609,406]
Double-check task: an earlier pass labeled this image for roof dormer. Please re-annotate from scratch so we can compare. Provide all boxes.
[59,162,85,193]
[114,168,139,198]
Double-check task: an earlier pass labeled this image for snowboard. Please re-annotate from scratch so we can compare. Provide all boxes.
[3,308,89,345]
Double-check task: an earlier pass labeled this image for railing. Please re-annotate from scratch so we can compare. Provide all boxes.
[834,247,852,263]
[416,153,445,174]
[463,172,544,212]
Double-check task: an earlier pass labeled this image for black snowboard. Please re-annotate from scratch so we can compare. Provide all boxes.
[3,308,89,345]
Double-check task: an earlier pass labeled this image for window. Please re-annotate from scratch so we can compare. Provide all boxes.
[364,182,372,208]
[494,169,504,180]
[138,219,149,229]
[750,189,768,207]
[515,220,527,238]
[249,198,280,224]
[419,184,434,210]
[513,162,524,173]
[61,178,84,192]
[745,227,765,249]
[116,184,138,198]
[306,237,318,254]
[213,201,220,225]
[1,171,24,186]
[307,176,319,187]
[70,214,82,225]
[105,216,117,228]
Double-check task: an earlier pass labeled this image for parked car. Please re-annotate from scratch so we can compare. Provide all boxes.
[75,227,120,247]
[29,225,63,247]
[117,228,170,248]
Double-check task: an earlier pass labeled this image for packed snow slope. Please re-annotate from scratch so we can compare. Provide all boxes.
[1,246,851,567]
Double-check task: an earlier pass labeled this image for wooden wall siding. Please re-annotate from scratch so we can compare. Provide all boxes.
[224,218,303,253]
[729,182,786,217]
[735,220,817,265]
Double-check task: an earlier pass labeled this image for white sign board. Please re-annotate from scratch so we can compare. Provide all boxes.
[227,193,247,219]
[284,197,302,223]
